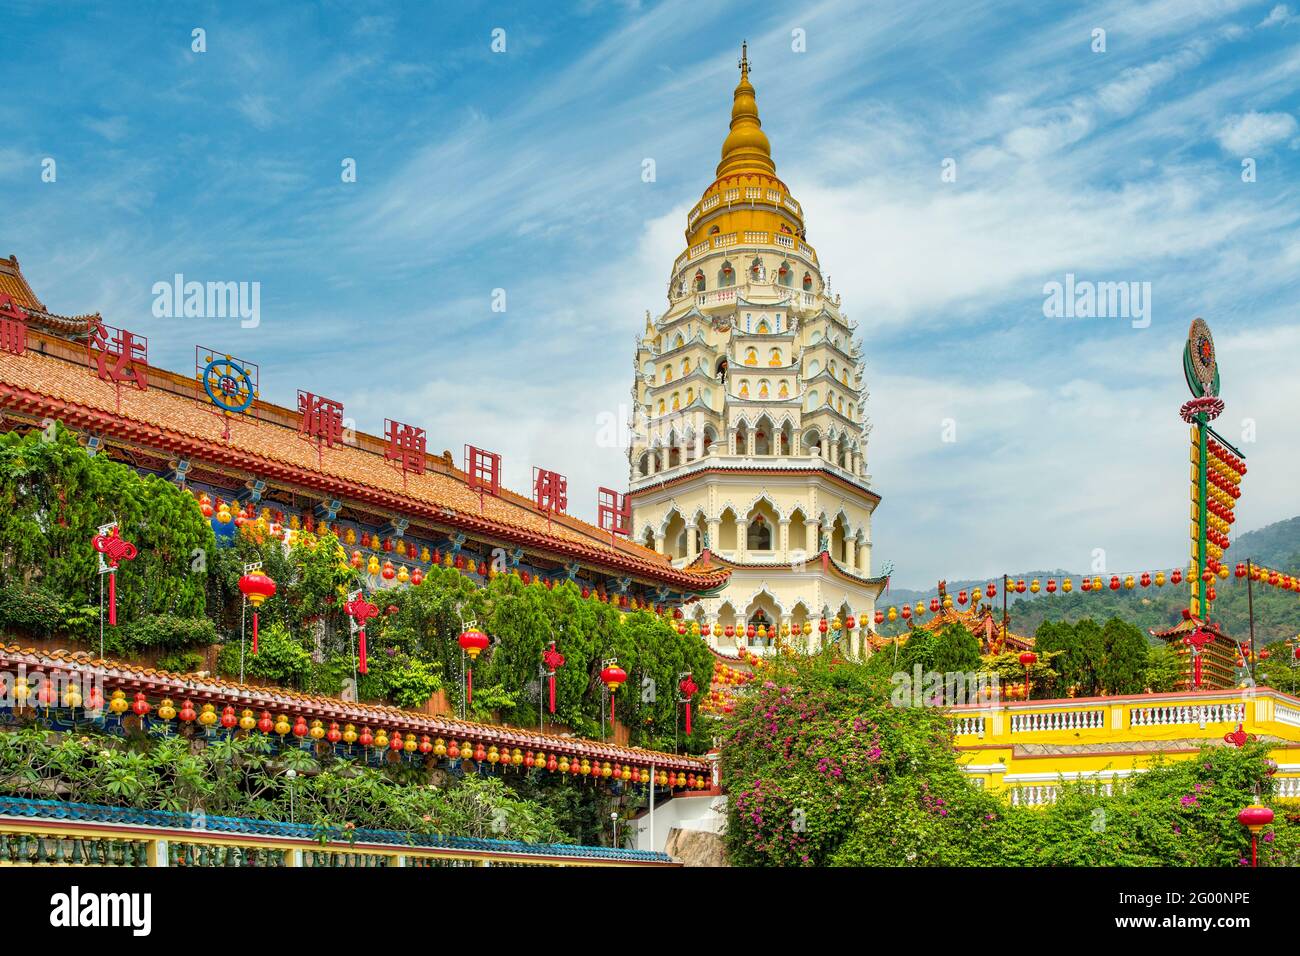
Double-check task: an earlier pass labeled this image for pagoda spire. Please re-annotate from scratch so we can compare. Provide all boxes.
[716,40,775,178]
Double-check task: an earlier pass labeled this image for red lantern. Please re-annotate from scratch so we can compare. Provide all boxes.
[725,625,735,638]
[845,615,855,630]
[1018,652,1037,701]
[178,699,196,723]
[458,627,490,705]
[292,715,309,739]
[1238,805,1275,868]
[1081,577,1092,592]
[818,618,828,634]
[1109,575,1120,591]
[326,722,342,744]
[1140,572,1151,587]
[1046,579,1057,593]
[1171,569,1183,585]
[985,583,996,599]
[601,661,628,724]
[131,692,151,718]
[900,605,911,621]
[957,590,968,605]
[358,726,373,748]
[874,610,885,625]
[419,735,433,754]
[220,706,237,730]
[237,568,277,656]
[1235,562,1247,578]
[257,711,273,734]
[1015,580,1026,594]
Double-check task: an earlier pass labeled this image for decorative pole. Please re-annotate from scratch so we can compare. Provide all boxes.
[1246,558,1257,684]
[92,523,136,632]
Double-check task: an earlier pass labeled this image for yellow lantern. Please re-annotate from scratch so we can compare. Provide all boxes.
[310,719,326,740]
[342,723,358,745]
[459,741,472,759]
[397,565,410,585]
[64,683,82,708]
[887,607,897,622]
[1218,566,1229,580]
[434,737,447,756]
[802,620,812,635]
[158,698,177,721]
[404,733,418,753]
[511,748,523,766]
[198,704,218,727]
[1030,579,1040,594]
[601,762,612,778]
[1124,575,1135,590]
[557,755,568,772]
[239,709,256,731]
[108,689,127,714]
[373,729,389,749]
[580,759,591,775]
[366,555,381,576]
[621,765,632,781]
[1062,578,1073,592]
[780,622,790,637]
[943,594,953,609]
[488,746,500,764]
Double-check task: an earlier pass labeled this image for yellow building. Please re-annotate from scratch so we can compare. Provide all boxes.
[950,686,1300,804]
[628,45,884,657]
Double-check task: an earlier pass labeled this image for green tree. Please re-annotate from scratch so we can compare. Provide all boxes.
[1098,617,1149,694]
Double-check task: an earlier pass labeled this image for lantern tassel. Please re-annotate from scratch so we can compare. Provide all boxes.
[108,569,117,627]
[358,626,368,674]
[466,666,473,706]
[548,673,556,714]
[685,701,692,736]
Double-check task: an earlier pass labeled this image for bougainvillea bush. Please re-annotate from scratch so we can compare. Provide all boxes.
[721,653,1298,867]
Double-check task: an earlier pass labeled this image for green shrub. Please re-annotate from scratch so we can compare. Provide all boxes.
[108,613,218,655]
[0,582,66,635]
[215,622,312,687]
[156,649,205,674]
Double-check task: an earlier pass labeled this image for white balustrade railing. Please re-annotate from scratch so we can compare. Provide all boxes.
[743,231,768,243]
[774,234,793,249]
[1010,709,1106,733]
[714,233,737,248]
[1274,776,1300,799]
[1129,703,1244,727]
[1011,785,1058,807]
[951,716,985,737]
[1275,704,1300,727]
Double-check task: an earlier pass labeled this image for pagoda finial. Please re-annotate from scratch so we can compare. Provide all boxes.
[717,39,774,178]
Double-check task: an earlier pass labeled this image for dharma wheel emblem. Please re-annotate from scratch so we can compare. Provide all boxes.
[1184,317,1218,398]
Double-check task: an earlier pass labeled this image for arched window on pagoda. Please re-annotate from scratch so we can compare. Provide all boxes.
[718,260,735,288]
[802,272,813,291]
[754,416,774,455]
[694,270,706,292]
[703,424,717,454]
[750,258,765,281]
[777,261,793,286]
[637,452,650,477]
[747,514,773,550]
[779,421,793,455]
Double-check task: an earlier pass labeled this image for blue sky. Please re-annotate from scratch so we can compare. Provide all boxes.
[3,0,1299,588]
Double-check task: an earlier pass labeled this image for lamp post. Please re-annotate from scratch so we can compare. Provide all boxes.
[1238,804,1274,868]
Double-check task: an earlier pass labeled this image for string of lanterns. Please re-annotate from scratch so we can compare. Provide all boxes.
[60,690,710,789]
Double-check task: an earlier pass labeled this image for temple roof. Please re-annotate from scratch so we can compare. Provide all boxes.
[0,257,728,594]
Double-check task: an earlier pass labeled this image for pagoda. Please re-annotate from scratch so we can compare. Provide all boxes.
[627,44,885,657]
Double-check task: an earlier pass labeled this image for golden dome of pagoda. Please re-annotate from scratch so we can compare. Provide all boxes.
[716,42,775,178]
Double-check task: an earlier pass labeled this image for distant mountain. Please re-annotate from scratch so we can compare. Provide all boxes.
[879,517,1300,644]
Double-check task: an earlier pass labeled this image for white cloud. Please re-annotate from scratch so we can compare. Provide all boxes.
[1215,110,1298,153]
[1259,4,1293,27]
[236,94,275,130]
